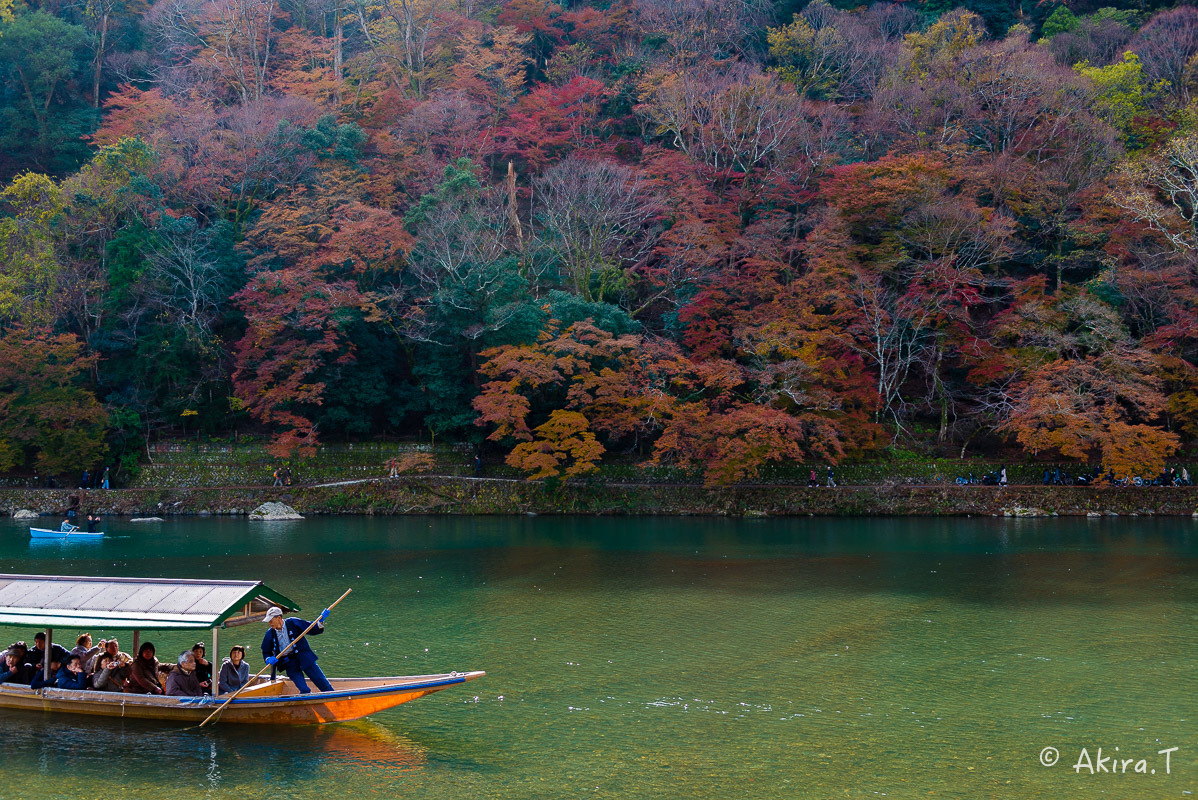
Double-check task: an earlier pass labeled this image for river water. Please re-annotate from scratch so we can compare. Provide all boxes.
[0,515,1194,798]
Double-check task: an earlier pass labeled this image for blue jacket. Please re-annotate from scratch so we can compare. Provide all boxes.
[30,658,82,689]
[56,665,88,690]
[261,618,322,666]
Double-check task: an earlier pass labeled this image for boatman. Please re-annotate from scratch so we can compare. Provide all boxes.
[261,605,333,694]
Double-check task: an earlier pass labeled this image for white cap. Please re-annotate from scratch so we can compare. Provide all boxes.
[264,607,283,623]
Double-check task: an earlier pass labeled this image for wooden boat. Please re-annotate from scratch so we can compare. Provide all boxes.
[0,672,485,724]
[0,574,484,725]
[29,528,104,539]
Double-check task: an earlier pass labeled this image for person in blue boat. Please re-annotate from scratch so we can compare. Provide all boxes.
[56,654,88,690]
[262,605,333,694]
[59,518,78,533]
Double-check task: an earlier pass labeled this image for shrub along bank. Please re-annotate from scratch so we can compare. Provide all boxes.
[3,481,1198,518]
[11,436,1194,491]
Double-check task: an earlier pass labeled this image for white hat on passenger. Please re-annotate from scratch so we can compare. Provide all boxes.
[264,606,284,622]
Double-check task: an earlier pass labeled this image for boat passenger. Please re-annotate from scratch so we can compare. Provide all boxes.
[29,633,70,673]
[58,519,78,533]
[165,652,206,697]
[31,658,63,689]
[56,655,88,690]
[124,643,165,695]
[71,633,100,668]
[0,651,35,685]
[86,639,131,674]
[261,605,334,694]
[218,646,250,694]
[1,641,29,667]
[91,654,128,692]
[85,639,104,672]
[191,642,212,686]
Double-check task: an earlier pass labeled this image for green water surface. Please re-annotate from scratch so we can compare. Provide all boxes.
[0,515,1193,798]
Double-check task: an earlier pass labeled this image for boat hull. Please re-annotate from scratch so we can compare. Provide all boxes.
[29,528,104,539]
[0,672,484,724]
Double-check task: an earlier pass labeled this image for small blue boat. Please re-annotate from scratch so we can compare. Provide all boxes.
[29,527,104,540]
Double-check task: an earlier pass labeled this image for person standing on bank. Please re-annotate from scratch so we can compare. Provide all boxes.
[261,605,333,694]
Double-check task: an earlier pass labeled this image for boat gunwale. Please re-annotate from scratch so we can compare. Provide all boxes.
[28,529,105,539]
[225,673,482,705]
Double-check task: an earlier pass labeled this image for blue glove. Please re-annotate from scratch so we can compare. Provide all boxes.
[318,608,330,623]
[265,656,278,666]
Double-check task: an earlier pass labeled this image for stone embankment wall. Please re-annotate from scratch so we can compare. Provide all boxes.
[10,438,1193,491]
[3,481,1197,517]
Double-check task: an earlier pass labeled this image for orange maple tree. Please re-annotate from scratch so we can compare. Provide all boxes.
[507,409,605,479]
[475,318,843,484]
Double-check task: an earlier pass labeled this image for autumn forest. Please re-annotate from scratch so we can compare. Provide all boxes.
[2,0,1198,484]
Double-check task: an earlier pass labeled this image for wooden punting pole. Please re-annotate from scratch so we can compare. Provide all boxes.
[43,628,52,682]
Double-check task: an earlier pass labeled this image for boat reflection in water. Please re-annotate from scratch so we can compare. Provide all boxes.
[0,707,428,791]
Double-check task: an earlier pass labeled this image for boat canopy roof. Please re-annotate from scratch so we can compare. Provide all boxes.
[0,574,300,630]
